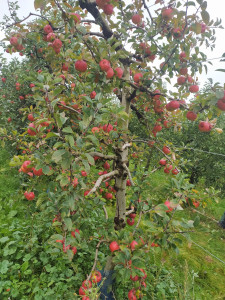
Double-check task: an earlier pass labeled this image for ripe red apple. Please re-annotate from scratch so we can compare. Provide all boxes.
[132,14,142,25]
[44,24,53,34]
[159,159,167,166]
[81,170,87,177]
[21,161,32,173]
[1,77,6,83]
[33,168,43,176]
[106,67,114,79]
[72,246,77,254]
[82,280,92,289]
[30,83,35,88]
[91,270,102,283]
[162,146,170,154]
[187,75,194,83]
[109,241,119,252]
[128,289,137,300]
[217,99,225,111]
[129,213,136,219]
[28,114,34,121]
[10,36,18,46]
[115,67,123,78]
[180,67,188,75]
[193,200,200,208]
[52,38,62,49]
[79,286,87,296]
[189,85,199,93]
[130,240,138,251]
[75,60,87,72]
[177,76,186,85]
[198,121,212,132]
[133,73,143,83]
[127,218,135,226]
[99,59,111,71]
[24,191,35,201]
[7,117,12,122]
[179,52,186,61]
[172,168,179,175]
[103,161,110,170]
[166,100,180,111]
[27,123,37,136]
[186,111,197,121]
[90,91,96,99]
[105,192,113,200]
[46,32,56,42]
[164,200,173,212]
[103,4,114,15]
[162,8,173,20]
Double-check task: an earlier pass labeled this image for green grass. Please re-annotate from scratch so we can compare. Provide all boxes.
[0,147,20,200]
[149,171,225,300]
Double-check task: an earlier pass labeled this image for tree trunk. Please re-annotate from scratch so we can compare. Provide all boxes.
[114,66,130,230]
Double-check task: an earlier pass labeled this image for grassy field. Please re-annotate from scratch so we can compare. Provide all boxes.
[0,147,224,299]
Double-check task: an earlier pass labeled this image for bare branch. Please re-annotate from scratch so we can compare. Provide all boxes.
[86,239,106,282]
[6,12,54,29]
[103,205,108,220]
[122,143,132,151]
[88,170,119,194]
[88,152,116,160]
[57,103,81,114]
[122,163,135,186]
[142,0,153,22]
[125,209,135,216]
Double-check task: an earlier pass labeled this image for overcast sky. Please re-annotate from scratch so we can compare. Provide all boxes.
[0,0,224,86]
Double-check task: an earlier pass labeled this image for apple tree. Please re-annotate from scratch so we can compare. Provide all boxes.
[0,0,225,298]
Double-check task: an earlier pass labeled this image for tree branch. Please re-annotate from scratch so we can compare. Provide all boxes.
[122,163,135,186]
[89,170,119,194]
[86,238,106,282]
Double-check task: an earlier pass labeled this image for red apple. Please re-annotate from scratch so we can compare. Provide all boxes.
[127,218,135,226]
[159,159,167,166]
[164,200,173,212]
[106,68,114,79]
[189,85,199,93]
[217,99,225,111]
[109,241,120,252]
[99,59,111,71]
[198,121,212,132]
[162,146,170,154]
[186,111,197,121]
[103,4,114,15]
[162,8,173,20]
[130,240,138,251]
[128,289,137,300]
[75,60,87,72]
[44,24,53,34]
[133,73,143,83]
[177,76,186,85]
[132,14,142,25]
[115,67,123,78]
[166,100,180,111]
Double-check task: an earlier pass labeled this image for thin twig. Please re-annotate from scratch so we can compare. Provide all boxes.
[142,0,153,22]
